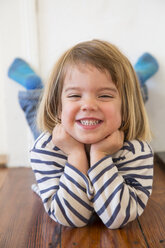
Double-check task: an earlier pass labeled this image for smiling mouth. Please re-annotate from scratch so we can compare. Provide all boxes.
[78,119,102,126]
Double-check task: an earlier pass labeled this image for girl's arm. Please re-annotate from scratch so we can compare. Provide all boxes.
[52,124,89,175]
[89,138,153,229]
[30,132,93,227]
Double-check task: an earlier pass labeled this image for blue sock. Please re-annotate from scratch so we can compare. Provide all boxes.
[8,58,43,90]
[134,53,159,86]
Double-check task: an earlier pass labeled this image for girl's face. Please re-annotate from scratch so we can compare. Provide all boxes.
[60,64,122,144]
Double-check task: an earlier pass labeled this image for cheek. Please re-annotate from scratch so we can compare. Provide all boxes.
[61,106,68,125]
[61,102,77,125]
[105,105,122,126]
[61,98,68,116]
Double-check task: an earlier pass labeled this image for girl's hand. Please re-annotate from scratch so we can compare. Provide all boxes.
[90,130,124,166]
[52,124,89,174]
[52,124,84,155]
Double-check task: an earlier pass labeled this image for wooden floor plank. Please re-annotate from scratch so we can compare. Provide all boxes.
[0,160,164,248]
[0,168,61,248]
[0,167,147,248]
[138,161,165,248]
[61,218,147,248]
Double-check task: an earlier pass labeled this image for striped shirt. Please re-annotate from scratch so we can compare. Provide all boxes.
[30,132,153,229]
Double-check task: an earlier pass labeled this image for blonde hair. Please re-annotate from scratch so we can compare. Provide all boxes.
[37,39,151,141]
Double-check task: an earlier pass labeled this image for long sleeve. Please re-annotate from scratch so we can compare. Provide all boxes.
[30,132,94,227]
[88,140,153,229]
[31,134,153,229]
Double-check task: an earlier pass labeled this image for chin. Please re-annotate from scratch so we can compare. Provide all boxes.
[79,137,102,145]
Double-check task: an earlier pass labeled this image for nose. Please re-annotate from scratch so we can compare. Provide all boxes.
[80,98,98,111]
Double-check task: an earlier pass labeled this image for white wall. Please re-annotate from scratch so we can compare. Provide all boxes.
[0,0,165,167]
[0,0,40,167]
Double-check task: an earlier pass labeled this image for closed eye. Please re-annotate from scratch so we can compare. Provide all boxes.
[99,95,113,98]
[67,94,81,98]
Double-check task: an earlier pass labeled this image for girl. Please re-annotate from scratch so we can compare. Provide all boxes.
[9,40,155,229]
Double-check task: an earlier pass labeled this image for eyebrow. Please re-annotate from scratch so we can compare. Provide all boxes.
[64,87,118,93]
[64,87,82,92]
[97,87,118,93]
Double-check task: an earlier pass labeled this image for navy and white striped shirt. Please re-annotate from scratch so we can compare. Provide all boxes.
[30,132,153,229]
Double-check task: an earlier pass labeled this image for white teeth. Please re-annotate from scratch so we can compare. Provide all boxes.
[80,120,100,126]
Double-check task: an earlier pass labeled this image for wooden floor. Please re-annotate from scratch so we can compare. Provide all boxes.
[0,156,165,248]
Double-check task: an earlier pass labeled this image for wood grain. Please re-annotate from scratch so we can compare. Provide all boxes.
[138,160,165,248]
[0,160,164,248]
[60,213,147,248]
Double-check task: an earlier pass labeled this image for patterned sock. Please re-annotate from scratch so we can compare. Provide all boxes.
[134,53,159,86]
[8,58,43,90]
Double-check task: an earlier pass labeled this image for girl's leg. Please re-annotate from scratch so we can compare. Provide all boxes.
[8,58,43,140]
[18,89,42,140]
[134,52,159,103]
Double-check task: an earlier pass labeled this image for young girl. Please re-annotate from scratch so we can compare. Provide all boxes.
[28,40,153,229]
[8,40,155,229]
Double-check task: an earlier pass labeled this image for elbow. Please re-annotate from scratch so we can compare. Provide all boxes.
[104,208,138,229]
